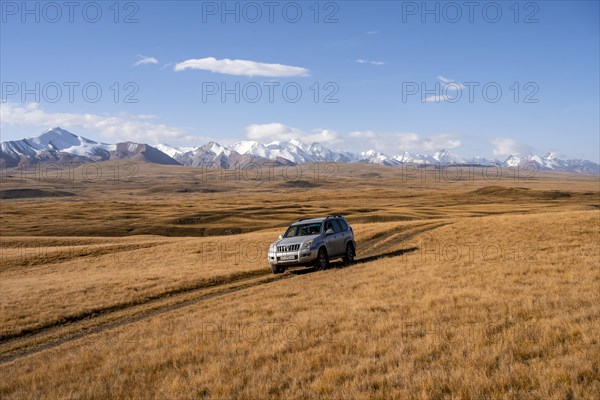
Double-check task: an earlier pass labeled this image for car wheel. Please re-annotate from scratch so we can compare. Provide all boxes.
[343,243,355,265]
[270,264,285,274]
[315,248,329,271]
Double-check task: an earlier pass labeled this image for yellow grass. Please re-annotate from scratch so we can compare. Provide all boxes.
[0,163,598,398]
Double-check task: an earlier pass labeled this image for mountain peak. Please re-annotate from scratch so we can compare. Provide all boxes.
[30,127,85,151]
[544,152,561,160]
[40,127,76,137]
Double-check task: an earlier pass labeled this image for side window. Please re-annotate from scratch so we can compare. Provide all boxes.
[337,219,349,231]
[331,219,343,233]
[324,221,333,232]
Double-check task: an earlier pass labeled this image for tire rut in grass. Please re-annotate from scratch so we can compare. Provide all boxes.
[0,272,290,364]
[0,220,451,364]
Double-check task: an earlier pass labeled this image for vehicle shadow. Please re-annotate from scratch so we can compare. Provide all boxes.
[289,247,418,275]
[353,246,418,265]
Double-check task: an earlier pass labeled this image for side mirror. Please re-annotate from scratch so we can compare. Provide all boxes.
[325,228,334,236]
[279,235,283,240]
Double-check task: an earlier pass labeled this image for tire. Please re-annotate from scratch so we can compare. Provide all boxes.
[343,243,355,265]
[270,264,285,274]
[315,248,329,271]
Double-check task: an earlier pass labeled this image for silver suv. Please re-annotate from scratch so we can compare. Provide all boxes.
[268,216,356,274]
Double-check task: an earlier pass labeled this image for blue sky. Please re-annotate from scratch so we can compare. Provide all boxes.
[1,1,599,161]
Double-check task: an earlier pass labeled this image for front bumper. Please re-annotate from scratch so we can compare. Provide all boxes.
[268,248,318,266]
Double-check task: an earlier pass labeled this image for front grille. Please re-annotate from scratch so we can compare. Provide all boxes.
[277,244,300,252]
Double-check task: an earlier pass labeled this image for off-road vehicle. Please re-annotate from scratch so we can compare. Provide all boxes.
[268,215,356,274]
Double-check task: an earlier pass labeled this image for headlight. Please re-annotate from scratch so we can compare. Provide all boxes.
[269,243,275,251]
[302,240,313,249]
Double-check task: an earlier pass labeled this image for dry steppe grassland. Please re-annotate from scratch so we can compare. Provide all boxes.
[0,161,598,399]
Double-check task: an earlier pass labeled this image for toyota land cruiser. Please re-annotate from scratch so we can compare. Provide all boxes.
[268,215,356,274]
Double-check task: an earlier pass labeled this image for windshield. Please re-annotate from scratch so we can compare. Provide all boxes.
[283,222,322,238]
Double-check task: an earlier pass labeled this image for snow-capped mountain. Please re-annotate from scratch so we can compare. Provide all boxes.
[229,139,343,164]
[354,149,467,166]
[501,153,599,174]
[154,143,196,159]
[358,150,398,166]
[160,139,357,167]
[111,142,180,165]
[1,127,598,174]
[158,139,598,174]
[187,141,287,169]
[0,128,179,166]
[1,127,115,163]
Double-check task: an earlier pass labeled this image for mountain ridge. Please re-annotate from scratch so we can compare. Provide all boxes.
[1,128,598,174]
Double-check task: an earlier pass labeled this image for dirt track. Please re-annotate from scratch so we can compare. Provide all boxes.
[0,220,447,365]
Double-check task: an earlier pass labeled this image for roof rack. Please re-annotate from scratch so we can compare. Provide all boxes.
[296,215,344,223]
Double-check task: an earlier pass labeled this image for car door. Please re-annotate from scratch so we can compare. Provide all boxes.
[336,218,351,251]
[323,220,340,256]
[327,219,345,256]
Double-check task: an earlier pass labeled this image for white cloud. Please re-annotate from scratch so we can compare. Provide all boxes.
[437,75,464,90]
[0,102,194,144]
[490,138,532,156]
[306,129,338,143]
[134,55,159,67]
[174,57,309,77]
[424,76,466,102]
[425,95,450,103]
[245,123,301,141]
[356,59,385,65]
[245,123,338,144]
[349,130,376,138]
[365,132,462,153]
[245,123,461,153]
